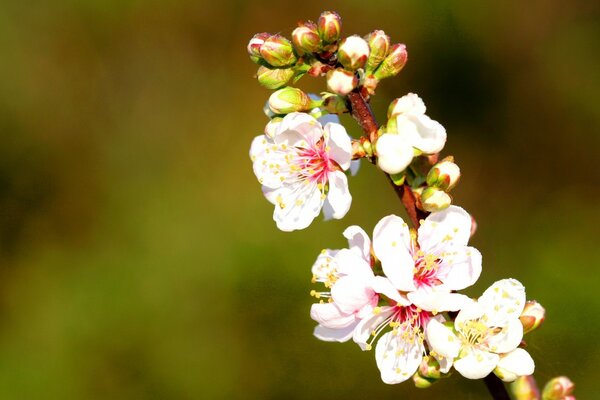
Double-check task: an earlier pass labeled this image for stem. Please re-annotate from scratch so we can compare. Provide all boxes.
[346,89,511,400]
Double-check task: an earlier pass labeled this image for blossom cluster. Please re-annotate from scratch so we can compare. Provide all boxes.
[246,9,574,398]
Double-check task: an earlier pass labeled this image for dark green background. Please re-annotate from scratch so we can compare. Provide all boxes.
[0,0,598,398]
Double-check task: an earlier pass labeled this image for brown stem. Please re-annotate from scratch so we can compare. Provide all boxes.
[346,89,511,400]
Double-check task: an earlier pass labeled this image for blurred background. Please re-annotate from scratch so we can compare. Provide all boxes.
[0,0,598,398]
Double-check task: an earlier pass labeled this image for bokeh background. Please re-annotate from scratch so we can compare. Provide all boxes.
[0,0,598,398]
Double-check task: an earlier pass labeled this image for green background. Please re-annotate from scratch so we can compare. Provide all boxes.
[0,0,598,398]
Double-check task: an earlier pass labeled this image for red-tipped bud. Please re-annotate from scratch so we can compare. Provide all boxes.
[256,66,295,90]
[317,11,342,44]
[260,35,297,67]
[364,30,390,73]
[247,32,270,64]
[268,87,312,114]
[520,300,546,334]
[292,22,321,54]
[427,160,461,191]
[373,43,408,80]
[337,35,370,70]
[322,93,348,114]
[542,376,575,400]
[510,375,540,400]
[326,68,358,96]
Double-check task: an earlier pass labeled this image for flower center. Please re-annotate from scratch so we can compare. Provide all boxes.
[295,140,335,184]
[365,305,432,350]
[458,319,489,346]
[413,252,442,288]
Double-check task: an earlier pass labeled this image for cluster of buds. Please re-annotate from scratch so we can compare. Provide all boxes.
[246,10,575,398]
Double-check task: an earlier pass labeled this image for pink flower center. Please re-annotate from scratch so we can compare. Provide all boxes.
[295,140,336,185]
[413,253,443,289]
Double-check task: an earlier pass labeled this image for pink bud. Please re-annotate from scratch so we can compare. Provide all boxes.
[364,30,390,73]
[317,11,342,44]
[247,32,270,63]
[292,22,321,54]
[542,376,575,400]
[373,43,408,80]
[260,34,297,67]
[337,35,370,70]
[326,68,358,96]
[520,301,546,334]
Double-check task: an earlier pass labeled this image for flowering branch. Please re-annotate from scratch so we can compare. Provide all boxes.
[246,10,575,400]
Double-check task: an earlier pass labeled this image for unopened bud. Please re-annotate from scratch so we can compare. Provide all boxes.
[420,187,451,212]
[326,68,358,96]
[337,35,370,70]
[260,35,297,67]
[427,160,461,191]
[317,11,342,44]
[510,375,540,400]
[247,32,270,64]
[264,117,282,138]
[418,357,442,380]
[365,30,390,73]
[322,93,348,114]
[292,22,321,54]
[542,376,574,400]
[412,373,436,389]
[257,66,295,89]
[373,43,408,80]
[268,87,312,114]
[520,301,546,334]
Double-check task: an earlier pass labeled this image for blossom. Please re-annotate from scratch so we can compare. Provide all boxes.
[426,279,535,381]
[310,226,378,342]
[372,205,482,313]
[376,93,447,174]
[250,112,353,231]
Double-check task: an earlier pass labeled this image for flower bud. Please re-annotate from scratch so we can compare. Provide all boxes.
[373,43,408,80]
[420,187,452,212]
[268,87,312,114]
[292,22,321,54]
[317,11,342,44]
[427,160,461,191]
[322,93,348,114]
[510,376,540,400]
[412,373,436,389]
[520,300,546,334]
[337,35,370,70]
[260,34,297,67]
[264,117,282,139]
[256,66,295,89]
[542,376,574,400]
[364,30,390,73]
[247,32,270,64]
[326,68,358,96]
[418,356,442,380]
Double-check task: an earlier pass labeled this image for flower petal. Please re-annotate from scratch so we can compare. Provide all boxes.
[494,348,535,382]
[275,112,322,145]
[349,159,360,176]
[454,348,500,380]
[425,318,461,359]
[371,276,410,305]
[418,205,472,253]
[322,170,352,221]
[272,183,323,231]
[331,275,377,314]
[310,248,339,282]
[396,114,446,154]
[454,300,485,331]
[250,135,286,189]
[314,322,357,343]
[375,330,424,384]
[438,246,482,291]
[479,279,526,328]
[310,302,356,329]
[375,133,414,174]
[390,93,426,117]
[486,318,523,354]
[408,290,471,313]
[333,248,373,277]
[353,306,395,350]
[373,215,415,291]
[324,122,352,170]
[343,225,371,262]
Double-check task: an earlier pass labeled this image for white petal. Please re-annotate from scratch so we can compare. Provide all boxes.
[310,248,339,281]
[343,225,371,262]
[373,215,415,291]
[331,275,377,314]
[425,318,461,359]
[454,348,499,380]
[317,113,340,125]
[314,322,357,343]
[438,246,482,291]
[418,205,473,253]
[324,123,352,170]
[494,348,535,382]
[396,114,446,154]
[479,279,526,328]
[375,330,424,384]
[310,302,356,329]
[370,276,410,305]
[332,248,373,277]
[272,182,323,231]
[349,159,360,176]
[389,93,426,117]
[322,171,351,220]
[485,319,523,354]
[353,306,395,350]
[375,133,414,174]
[454,300,484,331]
[408,290,471,313]
[275,112,322,145]
[250,136,287,189]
